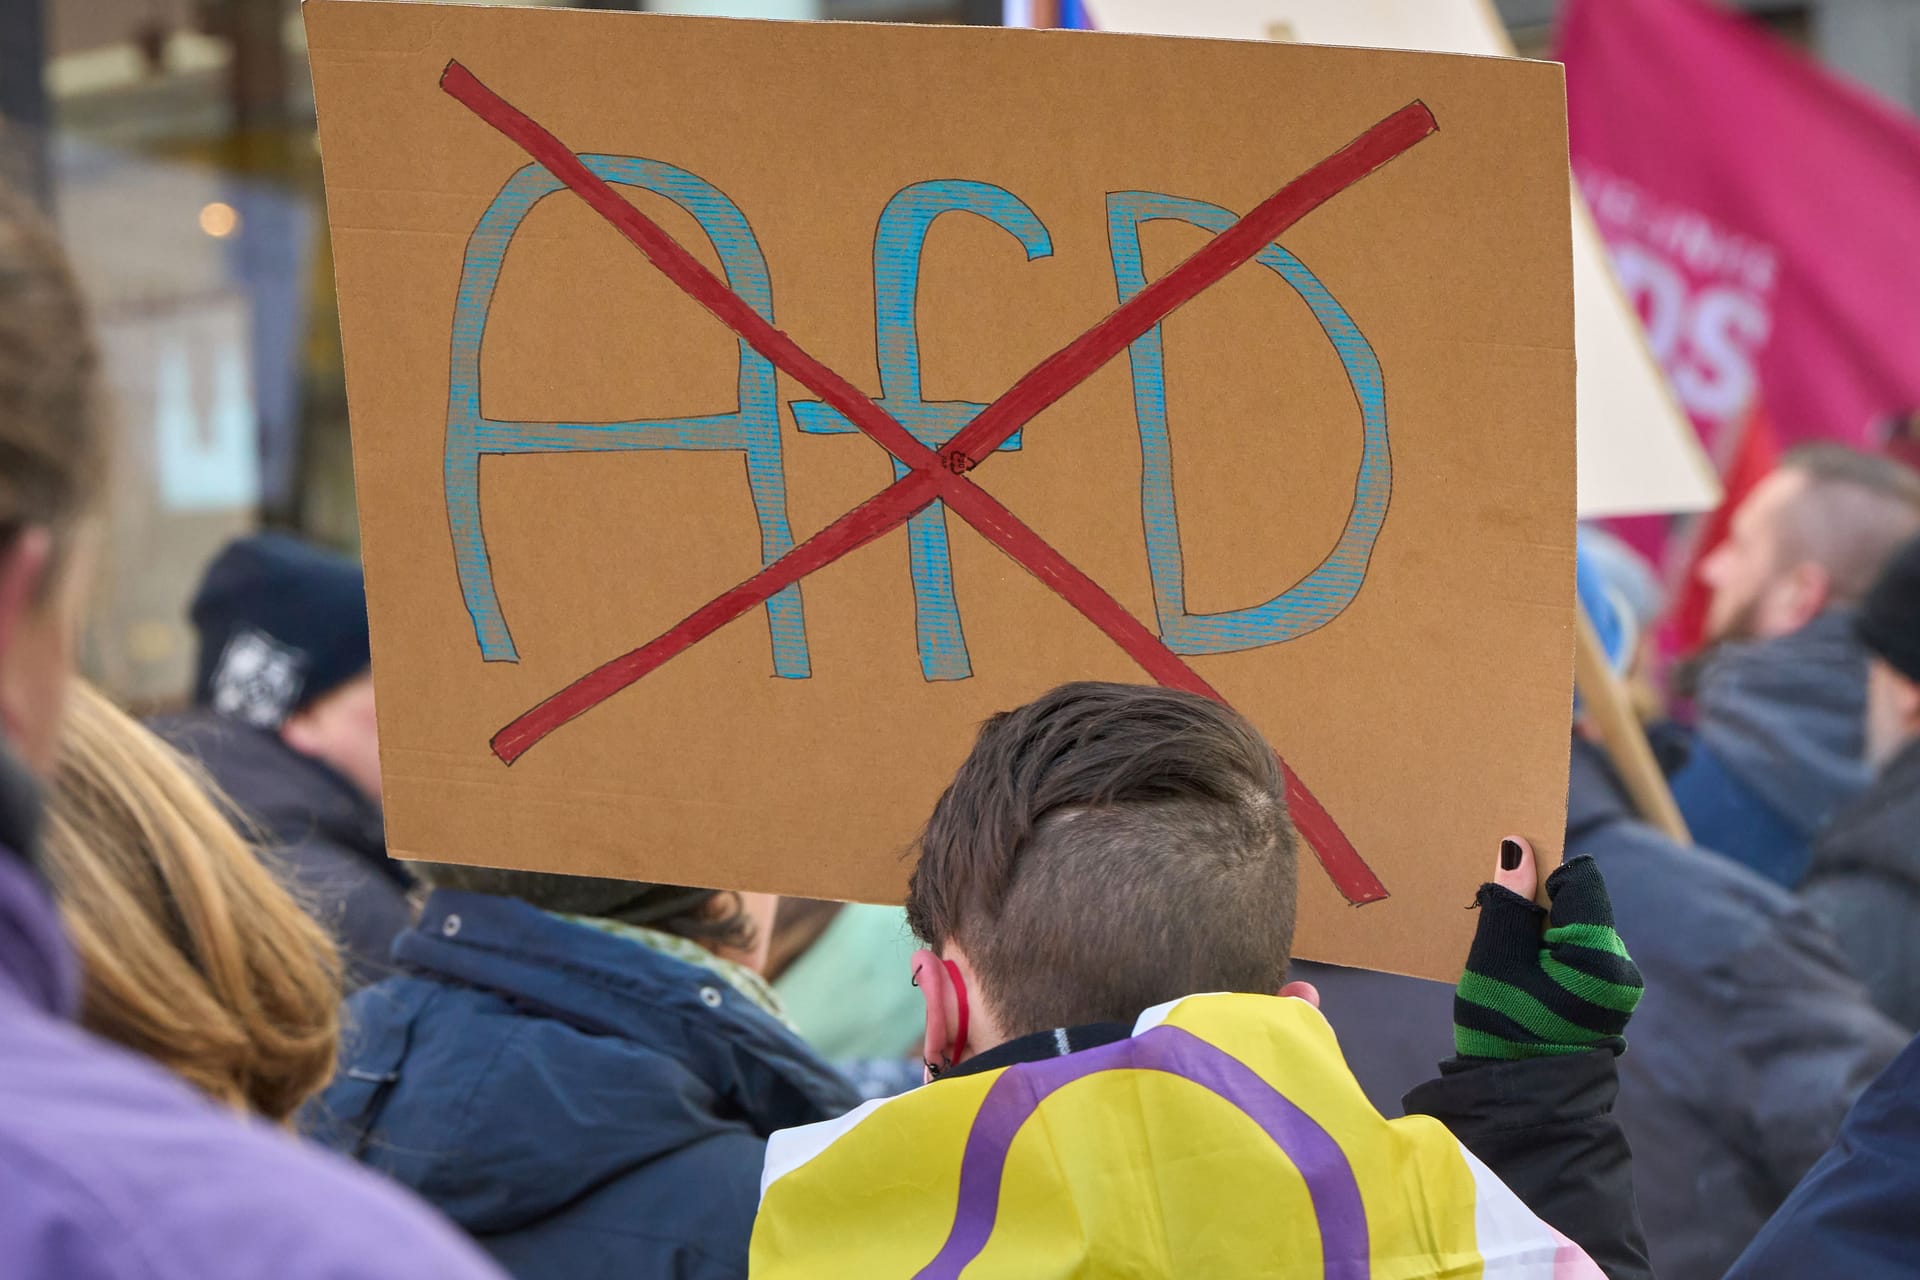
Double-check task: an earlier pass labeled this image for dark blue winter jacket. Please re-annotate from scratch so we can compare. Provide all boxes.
[1726,1030,1920,1277]
[305,890,860,1280]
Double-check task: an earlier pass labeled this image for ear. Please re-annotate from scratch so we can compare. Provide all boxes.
[1779,561,1834,633]
[279,702,316,751]
[912,948,959,1079]
[0,529,52,676]
[0,529,53,747]
[1278,979,1321,1009]
[1897,670,1920,723]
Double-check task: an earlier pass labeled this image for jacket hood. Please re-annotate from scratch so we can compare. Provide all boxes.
[0,850,75,1019]
[1810,738,1920,890]
[149,709,391,874]
[1693,609,1872,838]
[0,740,76,1017]
[319,890,856,1236]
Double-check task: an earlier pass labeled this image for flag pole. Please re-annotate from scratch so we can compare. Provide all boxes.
[1575,598,1690,842]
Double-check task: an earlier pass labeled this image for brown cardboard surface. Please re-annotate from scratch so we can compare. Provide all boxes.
[306,0,1576,982]
[1085,0,1720,520]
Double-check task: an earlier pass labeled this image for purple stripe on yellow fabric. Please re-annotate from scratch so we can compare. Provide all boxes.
[913,1025,1371,1279]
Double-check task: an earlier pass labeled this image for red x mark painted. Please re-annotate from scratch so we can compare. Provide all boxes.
[441,61,1437,905]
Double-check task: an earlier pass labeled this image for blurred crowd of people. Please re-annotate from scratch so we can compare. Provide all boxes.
[6,141,1920,1277]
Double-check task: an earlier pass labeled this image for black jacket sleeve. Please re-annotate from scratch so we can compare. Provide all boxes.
[1403,1050,1651,1280]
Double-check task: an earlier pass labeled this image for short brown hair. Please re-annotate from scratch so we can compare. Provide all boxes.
[406,862,757,953]
[0,183,106,558]
[1778,444,1920,603]
[907,682,1297,1038]
[41,683,342,1123]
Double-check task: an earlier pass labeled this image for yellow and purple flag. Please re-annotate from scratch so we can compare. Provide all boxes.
[752,993,1601,1278]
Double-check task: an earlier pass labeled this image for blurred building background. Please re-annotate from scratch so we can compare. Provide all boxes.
[0,0,1915,706]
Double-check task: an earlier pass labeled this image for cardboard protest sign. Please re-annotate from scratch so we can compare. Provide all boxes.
[308,0,1575,981]
[1087,0,1722,520]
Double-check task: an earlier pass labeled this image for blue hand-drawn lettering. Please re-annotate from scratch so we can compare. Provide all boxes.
[1107,191,1391,655]
[791,180,1052,681]
[447,155,809,677]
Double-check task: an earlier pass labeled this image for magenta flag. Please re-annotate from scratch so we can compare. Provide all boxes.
[1560,0,1920,459]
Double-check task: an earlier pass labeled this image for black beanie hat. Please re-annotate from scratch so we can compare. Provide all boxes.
[1857,530,1920,684]
[190,533,371,729]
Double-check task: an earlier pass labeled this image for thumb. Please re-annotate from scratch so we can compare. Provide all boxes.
[1494,835,1538,900]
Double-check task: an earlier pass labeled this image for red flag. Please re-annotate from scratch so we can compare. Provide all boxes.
[1559,0,1920,459]
[1664,400,1781,656]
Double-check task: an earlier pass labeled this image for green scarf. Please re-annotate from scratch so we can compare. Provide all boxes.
[552,912,796,1032]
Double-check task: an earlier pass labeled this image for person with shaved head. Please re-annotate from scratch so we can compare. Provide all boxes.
[1674,444,1920,886]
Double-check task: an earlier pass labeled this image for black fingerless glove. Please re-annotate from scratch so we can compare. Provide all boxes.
[1453,855,1644,1060]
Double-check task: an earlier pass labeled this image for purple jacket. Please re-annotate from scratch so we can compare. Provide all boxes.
[0,834,507,1280]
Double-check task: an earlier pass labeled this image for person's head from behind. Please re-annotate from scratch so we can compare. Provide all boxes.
[0,184,107,778]
[405,862,779,974]
[189,532,381,803]
[1857,531,1920,770]
[1701,444,1920,645]
[39,682,342,1122]
[905,682,1313,1072]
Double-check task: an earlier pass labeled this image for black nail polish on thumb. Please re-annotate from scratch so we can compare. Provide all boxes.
[1500,839,1523,871]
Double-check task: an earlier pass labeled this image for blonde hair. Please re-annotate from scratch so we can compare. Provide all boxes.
[40,682,342,1121]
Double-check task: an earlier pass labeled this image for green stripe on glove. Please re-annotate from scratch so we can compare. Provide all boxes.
[1454,855,1644,1061]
